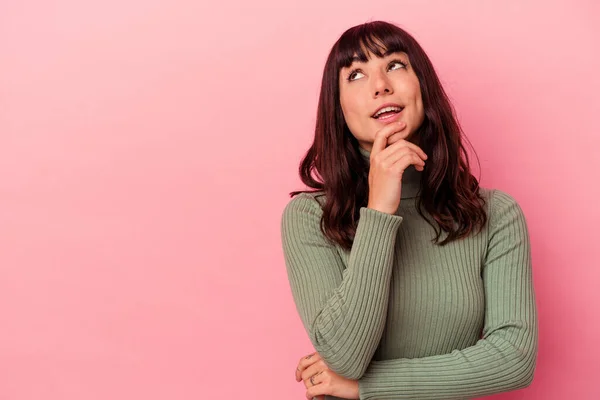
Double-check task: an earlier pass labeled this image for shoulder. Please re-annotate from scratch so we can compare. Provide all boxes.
[281,191,327,235]
[477,186,522,211]
[282,191,326,218]
[479,187,528,233]
[280,191,339,250]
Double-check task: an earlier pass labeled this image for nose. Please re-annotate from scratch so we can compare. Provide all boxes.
[372,72,393,97]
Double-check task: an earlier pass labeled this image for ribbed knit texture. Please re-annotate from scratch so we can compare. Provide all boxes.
[280,147,538,399]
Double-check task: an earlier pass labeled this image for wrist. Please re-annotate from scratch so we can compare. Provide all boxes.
[366,204,396,215]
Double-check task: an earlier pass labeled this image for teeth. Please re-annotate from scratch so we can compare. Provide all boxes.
[374,106,402,117]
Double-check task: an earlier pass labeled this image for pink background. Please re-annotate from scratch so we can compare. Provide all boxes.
[1,0,599,399]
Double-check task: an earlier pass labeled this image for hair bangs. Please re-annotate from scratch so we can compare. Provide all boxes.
[336,22,409,70]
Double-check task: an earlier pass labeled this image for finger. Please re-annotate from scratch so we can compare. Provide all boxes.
[303,370,324,389]
[381,148,427,171]
[371,121,407,156]
[392,153,425,174]
[306,382,326,400]
[296,352,320,382]
[301,362,326,388]
[296,352,315,381]
[383,139,428,161]
[306,385,322,400]
[371,121,407,159]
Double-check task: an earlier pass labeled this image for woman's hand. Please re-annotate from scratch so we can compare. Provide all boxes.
[295,351,360,400]
[367,121,428,215]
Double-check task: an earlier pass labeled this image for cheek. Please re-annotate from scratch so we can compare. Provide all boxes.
[410,82,424,118]
[408,80,421,104]
[341,97,364,125]
[339,90,354,118]
[343,96,361,116]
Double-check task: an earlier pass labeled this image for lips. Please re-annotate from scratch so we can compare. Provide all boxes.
[373,108,403,124]
[371,102,404,118]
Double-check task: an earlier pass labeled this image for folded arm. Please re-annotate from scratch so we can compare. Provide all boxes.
[281,193,404,379]
[357,190,539,399]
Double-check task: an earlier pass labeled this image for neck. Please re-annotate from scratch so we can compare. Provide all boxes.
[358,145,422,200]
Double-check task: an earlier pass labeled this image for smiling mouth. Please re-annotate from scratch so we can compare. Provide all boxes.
[372,108,404,124]
[372,107,404,119]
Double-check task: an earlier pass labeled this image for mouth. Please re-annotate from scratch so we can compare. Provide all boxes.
[371,107,404,123]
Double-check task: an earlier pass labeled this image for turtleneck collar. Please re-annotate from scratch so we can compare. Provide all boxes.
[358,145,423,200]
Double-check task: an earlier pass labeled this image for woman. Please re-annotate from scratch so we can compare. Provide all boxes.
[280,21,538,400]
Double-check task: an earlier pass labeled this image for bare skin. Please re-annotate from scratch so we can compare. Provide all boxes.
[339,47,427,214]
[339,49,424,152]
[367,120,427,214]
[295,352,359,400]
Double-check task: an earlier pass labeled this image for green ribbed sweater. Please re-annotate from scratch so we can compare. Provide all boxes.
[280,146,538,399]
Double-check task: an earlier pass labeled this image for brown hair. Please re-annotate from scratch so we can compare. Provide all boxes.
[290,21,487,250]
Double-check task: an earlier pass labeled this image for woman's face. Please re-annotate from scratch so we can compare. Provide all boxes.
[339,50,424,151]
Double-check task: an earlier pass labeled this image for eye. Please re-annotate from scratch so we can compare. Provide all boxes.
[347,70,364,81]
[346,59,408,81]
[389,59,408,70]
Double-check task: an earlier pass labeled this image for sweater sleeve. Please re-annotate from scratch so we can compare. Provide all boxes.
[357,189,539,399]
[281,193,404,380]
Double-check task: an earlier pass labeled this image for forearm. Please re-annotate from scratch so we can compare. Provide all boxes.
[358,321,538,399]
[357,190,539,399]
[283,200,403,379]
[308,209,397,378]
